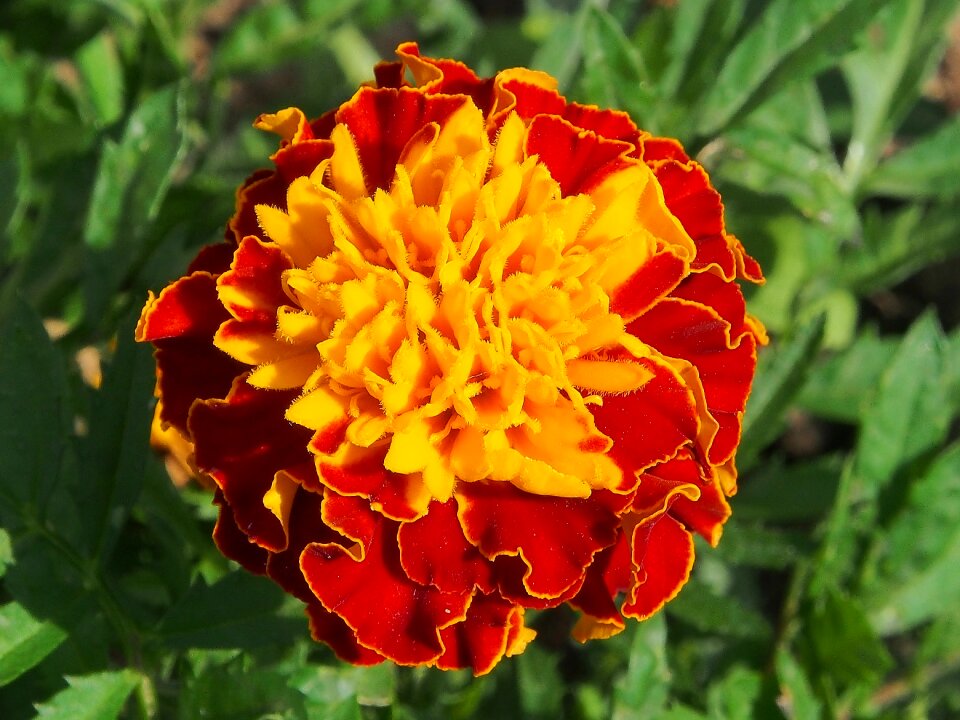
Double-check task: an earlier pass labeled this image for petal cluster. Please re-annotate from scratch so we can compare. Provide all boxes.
[137,43,765,674]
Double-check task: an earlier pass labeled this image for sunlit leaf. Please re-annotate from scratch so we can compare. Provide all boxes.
[34,670,139,720]
[0,602,68,687]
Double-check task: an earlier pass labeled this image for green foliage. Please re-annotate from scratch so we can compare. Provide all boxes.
[2,0,960,718]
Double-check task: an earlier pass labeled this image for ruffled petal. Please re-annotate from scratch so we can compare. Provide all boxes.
[623,513,695,620]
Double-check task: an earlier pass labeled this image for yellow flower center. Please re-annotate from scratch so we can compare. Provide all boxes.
[226,97,696,510]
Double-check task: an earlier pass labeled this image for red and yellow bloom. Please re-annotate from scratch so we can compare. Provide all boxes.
[137,43,765,674]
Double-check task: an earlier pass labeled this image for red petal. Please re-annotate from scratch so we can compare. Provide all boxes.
[190,379,312,552]
[228,170,288,244]
[306,602,385,666]
[457,483,625,599]
[436,592,524,675]
[212,490,268,575]
[609,248,687,322]
[568,532,631,638]
[399,500,496,594]
[317,445,428,522]
[218,236,293,323]
[335,87,470,194]
[642,136,690,163]
[590,354,699,478]
[301,495,470,665]
[628,297,757,466]
[525,114,633,197]
[634,451,730,545]
[188,242,236,274]
[622,513,694,620]
[136,272,226,342]
[154,341,245,433]
[671,269,748,340]
[272,139,333,182]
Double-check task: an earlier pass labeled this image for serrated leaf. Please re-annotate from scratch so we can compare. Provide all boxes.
[580,7,656,125]
[775,651,821,720]
[865,116,960,199]
[866,443,960,634]
[696,0,888,137]
[0,602,68,687]
[716,521,809,568]
[157,570,302,649]
[0,298,69,529]
[84,85,185,249]
[854,312,950,492]
[75,316,156,561]
[839,202,960,293]
[737,455,842,522]
[667,580,772,640]
[738,315,826,469]
[612,614,670,719]
[34,670,139,720]
[805,589,893,687]
[797,330,897,421]
[712,126,857,239]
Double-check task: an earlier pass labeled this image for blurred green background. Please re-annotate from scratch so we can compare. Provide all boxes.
[2,0,960,718]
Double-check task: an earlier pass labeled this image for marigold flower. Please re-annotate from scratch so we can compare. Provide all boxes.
[137,43,766,674]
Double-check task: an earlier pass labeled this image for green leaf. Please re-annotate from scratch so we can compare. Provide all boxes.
[712,126,857,240]
[84,84,187,251]
[0,298,69,529]
[854,312,950,492]
[716,521,809,569]
[157,571,303,649]
[865,116,960,199]
[706,667,763,720]
[775,651,821,720]
[612,614,670,719]
[0,526,11,579]
[798,329,897,422]
[34,670,139,720]
[580,7,656,125]
[75,316,156,561]
[667,580,772,640]
[696,0,888,137]
[738,315,826,469]
[74,31,125,127]
[805,589,893,687]
[839,202,960,293]
[736,455,842,522]
[517,644,563,719]
[0,602,68,687]
[842,0,960,189]
[865,443,960,634]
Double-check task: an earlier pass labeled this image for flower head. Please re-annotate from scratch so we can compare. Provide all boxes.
[137,43,765,674]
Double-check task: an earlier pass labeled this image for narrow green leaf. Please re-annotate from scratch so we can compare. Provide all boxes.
[696,0,888,137]
[74,31,124,127]
[0,298,69,528]
[0,602,68,687]
[0,527,11,579]
[775,651,822,720]
[517,643,563,719]
[864,116,960,198]
[530,6,589,92]
[738,315,826,468]
[842,0,960,189]
[866,443,960,634]
[854,312,950,492]
[34,670,139,720]
[158,571,302,649]
[612,614,670,719]
[716,521,808,569]
[76,317,156,561]
[580,7,656,124]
